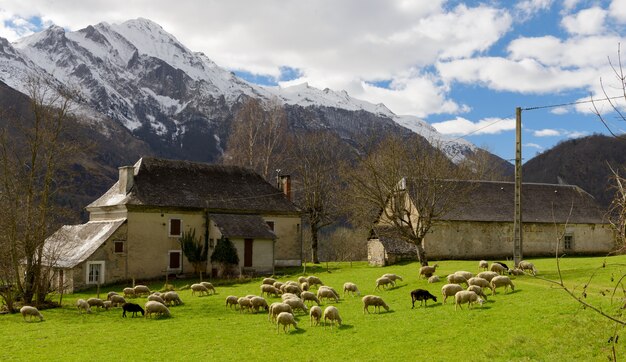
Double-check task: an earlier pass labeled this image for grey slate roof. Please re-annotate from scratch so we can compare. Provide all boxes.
[407,180,607,224]
[211,214,276,239]
[42,219,126,268]
[88,157,299,214]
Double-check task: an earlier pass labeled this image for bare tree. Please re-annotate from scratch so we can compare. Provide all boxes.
[344,134,485,266]
[0,75,78,306]
[592,43,626,140]
[606,164,626,252]
[321,227,368,265]
[222,98,289,181]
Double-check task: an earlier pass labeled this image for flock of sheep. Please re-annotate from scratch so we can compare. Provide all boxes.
[18,259,538,332]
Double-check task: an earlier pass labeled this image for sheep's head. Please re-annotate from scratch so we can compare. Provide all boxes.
[477,298,485,306]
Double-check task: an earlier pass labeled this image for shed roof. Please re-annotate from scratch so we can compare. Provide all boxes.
[211,214,276,239]
[88,157,299,214]
[42,219,126,268]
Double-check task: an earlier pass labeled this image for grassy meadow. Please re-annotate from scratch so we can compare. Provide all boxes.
[1,256,626,361]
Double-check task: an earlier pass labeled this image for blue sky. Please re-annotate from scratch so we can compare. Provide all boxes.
[1,0,626,162]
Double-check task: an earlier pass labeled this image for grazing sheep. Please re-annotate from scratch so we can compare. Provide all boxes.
[382,273,403,286]
[490,263,508,275]
[301,291,321,306]
[147,294,166,304]
[343,282,360,296]
[281,293,300,301]
[123,287,136,298]
[362,295,390,314]
[285,281,300,287]
[454,290,484,310]
[283,297,308,314]
[446,274,468,287]
[479,260,489,271]
[410,289,437,308]
[276,312,298,334]
[262,277,277,285]
[109,295,126,307]
[310,305,322,326]
[144,301,170,318]
[191,283,209,296]
[281,284,302,296]
[441,284,464,304]
[375,276,393,290]
[297,276,308,284]
[494,261,510,270]
[225,295,239,309]
[245,294,258,299]
[509,268,524,276]
[300,282,309,291]
[76,299,92,314]
[477,271,499,282]
[87,298,105,309]
[490,275,515,295]
[103,301,112,310]
[306,276,323,288]
[454,271,473,280]
[250,296,269,313]
[260,284,282,298]
[237,297,252,313]
[317,287,339,303]
[428,275,440,283]
[323,306,342,329]
[163,291,182,306]
[467,285,488,300]
[107,291,119,301]
[269,302,293,323]
[133,285,151,296]
[200,282,216,294]
[419,263,438,278]
[273,281,285,290]
[468,277,490,289]
[122,302,145,317]
[518,261,537,275]
[20,306,43,322]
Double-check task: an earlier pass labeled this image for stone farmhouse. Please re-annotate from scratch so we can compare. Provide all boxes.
[368,179,615,266]
[43,157,302,292]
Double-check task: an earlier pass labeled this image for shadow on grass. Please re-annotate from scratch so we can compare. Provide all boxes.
[412,302,442,308]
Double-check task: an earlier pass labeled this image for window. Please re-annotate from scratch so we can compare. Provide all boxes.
[169,251,181,270]
[114,241,124,253]
[244,239,253,267]
[266,221,275,231]
[86,261,105,284]
[169,219,182,237]
[564,235,573,250]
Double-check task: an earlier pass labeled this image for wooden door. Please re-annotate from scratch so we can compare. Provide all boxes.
[244,239,253,267]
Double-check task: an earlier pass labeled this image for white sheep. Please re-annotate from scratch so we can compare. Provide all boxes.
[382,273,403,286]
[306,276,323,288]
[283,297,308,314]
[477,271,499,282]
[375,276,393,290]
[441,284,464,304]
[273,281,285,290]
[237,297,252,313]
[109,295,126,307]
[300,282,309,291]
[301,291,321,305]
[76,299,92,314]
[147,294,166,304]
[225,295,239,309]
[260,284,282,298]
[262,277,277,285]
[479,260,489,271]
[446,274,468,287]
[467,285,488,300]
[106,291,119,300]
[343,282,360,296]
[200,282,216,294]
[123,287,136,298]
[87,298,105,309]
[467,277,490,289]
[163,291,182,306]
[454,271,473,280]
[281,293,299,301]
[518,260,537,275]
[103,301,112,310]
[428,275,440,283]
[323,306,342,330]
[490,275,515,295]
[269,302,293,323]
[144,301,171,318]
[419,263,438,278]
[276,311,298,334]
[317,287,339,303]
[250,296,269,313]
[362,295,390,314]
[310,306,322,326]
[133,285,151,296]
[281,284,302,296]
[454,290,484,310]
[297,276,308,284]
[191,283,209,296]
[490,263,508,275]
[509,268,524,276]
[20,306,44,322]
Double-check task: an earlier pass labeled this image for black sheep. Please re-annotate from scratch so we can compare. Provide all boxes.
[494,261,511,274]
[410,289,437,308]
[122,302,145,317]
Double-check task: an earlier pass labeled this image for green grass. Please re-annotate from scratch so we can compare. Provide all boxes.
[2,256,626,361]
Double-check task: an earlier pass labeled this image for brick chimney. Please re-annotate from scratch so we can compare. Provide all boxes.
[279,175,292,201]
[118,166,135,194]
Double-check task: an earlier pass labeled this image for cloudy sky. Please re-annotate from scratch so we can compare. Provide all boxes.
[1,0,626,161]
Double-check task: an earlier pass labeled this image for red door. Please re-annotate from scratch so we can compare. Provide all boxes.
[244,239,253,267]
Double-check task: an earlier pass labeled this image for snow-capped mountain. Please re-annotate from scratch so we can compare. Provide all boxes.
[0,18,492,165]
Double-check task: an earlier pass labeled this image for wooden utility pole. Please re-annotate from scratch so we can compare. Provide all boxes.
[513,107,523,266]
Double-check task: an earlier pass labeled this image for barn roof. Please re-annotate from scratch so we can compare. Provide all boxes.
[88,157,299,214]
[211,214,276,239]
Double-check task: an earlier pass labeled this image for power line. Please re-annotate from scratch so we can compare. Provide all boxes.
[523,95,624,111]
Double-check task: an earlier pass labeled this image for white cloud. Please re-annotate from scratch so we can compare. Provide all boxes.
[431,117,515,136]
[515,0,552,20]
[533,129,561,136]
[524,142,544,150]
[561,7,607,35]
[609,0,626,23]
[550,106,569,114]
[562,0,581,12]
